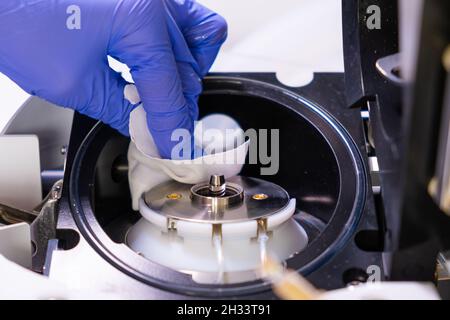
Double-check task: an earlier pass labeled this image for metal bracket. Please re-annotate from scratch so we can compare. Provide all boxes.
[0,180,63,273]
[0,203,37,225]
[30,180,63,273]
[376,53,405,85]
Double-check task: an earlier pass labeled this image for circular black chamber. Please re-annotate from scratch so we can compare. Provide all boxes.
[69,76,366,298]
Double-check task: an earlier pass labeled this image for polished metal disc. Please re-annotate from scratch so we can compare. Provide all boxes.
[142,176,290,224]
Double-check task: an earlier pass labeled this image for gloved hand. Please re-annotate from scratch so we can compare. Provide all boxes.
[0,0,227,159]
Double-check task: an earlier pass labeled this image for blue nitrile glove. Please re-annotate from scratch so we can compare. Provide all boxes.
[0,0,227,159]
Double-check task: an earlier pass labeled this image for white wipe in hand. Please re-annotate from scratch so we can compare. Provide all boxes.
[127,105,249,210]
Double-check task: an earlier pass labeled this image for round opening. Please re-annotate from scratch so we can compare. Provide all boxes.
[69,76,366,297]
[190,179,244,208]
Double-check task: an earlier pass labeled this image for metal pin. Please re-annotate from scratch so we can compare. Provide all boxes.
[209,175,226,196]
[167,218,177,231]
[257,219,269,265]
[212,224,224,284]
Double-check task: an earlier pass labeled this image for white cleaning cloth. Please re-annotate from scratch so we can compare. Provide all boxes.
[128,105,249,210]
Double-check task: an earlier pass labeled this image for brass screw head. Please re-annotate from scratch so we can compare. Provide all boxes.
[252,193,269,200]
[166,193,182,200]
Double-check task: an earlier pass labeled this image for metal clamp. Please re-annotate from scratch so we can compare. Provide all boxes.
[375,53,404,85]
[30,180,63,273]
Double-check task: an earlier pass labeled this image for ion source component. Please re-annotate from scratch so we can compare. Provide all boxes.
[142,175,290,224]
[59,75,369,298]
[126,175,308,284]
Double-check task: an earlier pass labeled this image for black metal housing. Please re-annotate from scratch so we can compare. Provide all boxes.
[343,0,450,282]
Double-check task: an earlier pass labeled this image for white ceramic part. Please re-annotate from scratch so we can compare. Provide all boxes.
[267,198,297,229]
[0,222,32,269]
[220,220,257,241]
[126,217,308,284]
[0,135,42,211]
[175,220,212,238]
[138,197,167,229]
[138,198,297,239]
[128,105,249,210]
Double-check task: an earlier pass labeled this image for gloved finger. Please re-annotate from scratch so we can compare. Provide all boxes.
[75,64,136,136]
[164,4,203,107]
[164,9,203,104]
[165,0,228,76]
[108,0,195,159]
[175,61,200,121]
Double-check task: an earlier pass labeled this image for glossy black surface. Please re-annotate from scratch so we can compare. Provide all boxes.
[342,0,402,252]
[342,0,450,282]
[198,93,340,223]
